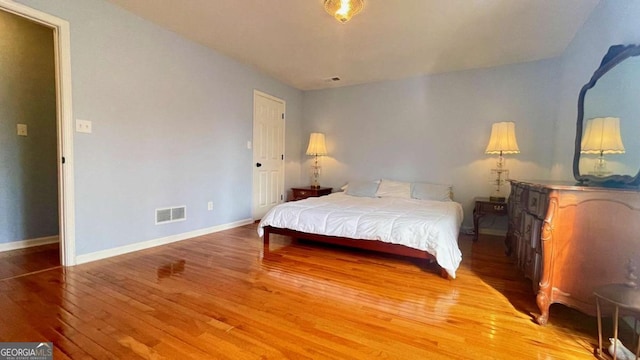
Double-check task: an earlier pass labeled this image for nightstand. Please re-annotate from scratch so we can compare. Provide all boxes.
[290,186,332,201]
[473,197,508,242]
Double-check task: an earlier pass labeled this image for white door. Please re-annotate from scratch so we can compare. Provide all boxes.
[252,91,285,220]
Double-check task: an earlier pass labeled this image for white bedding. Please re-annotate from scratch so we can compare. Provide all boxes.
[257,192,463,278]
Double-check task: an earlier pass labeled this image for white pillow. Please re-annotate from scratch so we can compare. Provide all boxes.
[375,179,411,198]
[341,179,379,192]
[411,182,452,201]
[345,180,380,197]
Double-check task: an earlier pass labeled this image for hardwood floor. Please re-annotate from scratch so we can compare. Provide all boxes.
[0,242,60,280]
[0,225,610,359]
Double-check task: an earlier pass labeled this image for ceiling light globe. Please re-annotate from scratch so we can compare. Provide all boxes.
[324,0,364,23]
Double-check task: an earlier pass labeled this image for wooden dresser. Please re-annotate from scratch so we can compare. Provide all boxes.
[507,180,640,325]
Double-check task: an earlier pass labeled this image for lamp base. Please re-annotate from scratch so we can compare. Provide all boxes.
[489,195,506,202]
[310,184,321,189]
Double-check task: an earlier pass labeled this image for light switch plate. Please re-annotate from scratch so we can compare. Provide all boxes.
[76,119,92,133]
[17,124,28,136]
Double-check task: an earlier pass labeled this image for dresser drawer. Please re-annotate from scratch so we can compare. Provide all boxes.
[528,190,541,215]
[527,190,549,219]
[477,202,507,214]
[510,186,524,216]
[292,189,311,200]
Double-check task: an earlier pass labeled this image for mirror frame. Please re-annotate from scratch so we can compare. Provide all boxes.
[574,44,640,187]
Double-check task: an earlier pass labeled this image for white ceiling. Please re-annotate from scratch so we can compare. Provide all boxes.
[106,0,600,90]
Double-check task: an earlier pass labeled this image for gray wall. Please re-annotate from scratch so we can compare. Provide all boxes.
[15,0,304,255]
[550,1,640,181]
[0,9,59,244]
[302,59,561,229]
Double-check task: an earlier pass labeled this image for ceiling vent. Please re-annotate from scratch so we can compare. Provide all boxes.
[155,206,186,224]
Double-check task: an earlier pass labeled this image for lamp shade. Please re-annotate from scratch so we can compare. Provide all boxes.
[485,122,520,154]
[580,117,625,154]
[324,0,364,23]
[306,133,328,156]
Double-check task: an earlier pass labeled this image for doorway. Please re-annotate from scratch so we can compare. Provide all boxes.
[252,90,285,220]
[0,8,60,276]
[0,1,76,266]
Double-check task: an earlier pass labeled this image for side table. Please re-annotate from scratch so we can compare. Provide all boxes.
[472,197,508,242]
[290,186,332,201]
[594,284,640,359]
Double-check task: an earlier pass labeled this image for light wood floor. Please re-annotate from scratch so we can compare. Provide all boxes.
[0,224,607,359]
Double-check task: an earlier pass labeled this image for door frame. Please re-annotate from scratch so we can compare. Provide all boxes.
[252,90,285,220]
[0,0,76,265]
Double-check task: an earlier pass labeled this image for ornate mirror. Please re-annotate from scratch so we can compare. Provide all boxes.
[574,44,640,187]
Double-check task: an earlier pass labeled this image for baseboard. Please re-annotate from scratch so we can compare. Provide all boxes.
[0,235,60,252]
[75,218,253,265]
[460,226,474,235]
[479,228,507,236]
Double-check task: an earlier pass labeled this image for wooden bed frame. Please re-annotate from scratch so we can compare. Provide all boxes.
[262,225,449,279]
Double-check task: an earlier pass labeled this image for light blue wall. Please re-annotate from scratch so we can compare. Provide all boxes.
[15,0,303,255]
[551,1,640,180]
[0,10,59,244]
[11,0,637,253]
[302,1,640,230]
[302,59,561,228]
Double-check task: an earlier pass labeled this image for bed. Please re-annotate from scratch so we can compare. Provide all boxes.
[257,180,464,279]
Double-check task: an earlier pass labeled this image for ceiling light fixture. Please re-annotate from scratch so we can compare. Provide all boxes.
[324,0,364,23]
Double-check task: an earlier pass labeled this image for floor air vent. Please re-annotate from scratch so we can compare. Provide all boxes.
[155,206,186,224]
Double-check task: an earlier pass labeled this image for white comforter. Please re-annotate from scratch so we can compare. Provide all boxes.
[257,192,463,278]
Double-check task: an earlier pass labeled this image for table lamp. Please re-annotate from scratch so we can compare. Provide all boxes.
[485,122,520,202]
[580,117,625,177]
[306,133,327,189]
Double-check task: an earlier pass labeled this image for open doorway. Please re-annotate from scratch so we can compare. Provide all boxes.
[0,8,60,278]
[0,1,76,270]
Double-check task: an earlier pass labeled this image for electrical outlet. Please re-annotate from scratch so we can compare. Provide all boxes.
[207,201,213,211]
[17,124,28,136]
[76,119,92,133]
